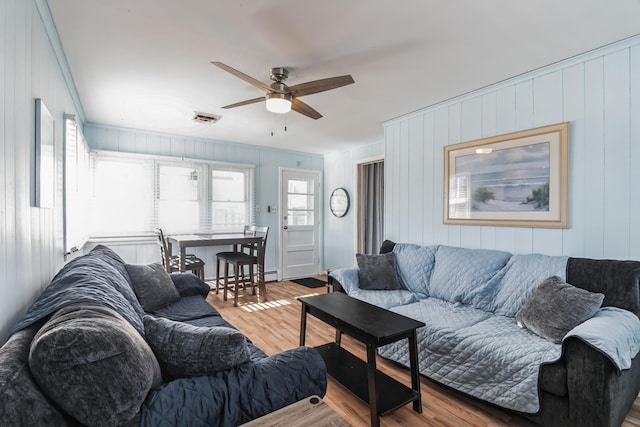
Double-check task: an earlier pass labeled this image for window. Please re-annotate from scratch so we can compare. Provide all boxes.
[63,115,91,254]
[86,152,254,237]
[90,155,154,236]
[287,179,315,225]
[156,164,201,234]
[211,168,253,232]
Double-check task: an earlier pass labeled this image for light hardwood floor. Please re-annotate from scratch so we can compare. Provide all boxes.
[206,278,640,427]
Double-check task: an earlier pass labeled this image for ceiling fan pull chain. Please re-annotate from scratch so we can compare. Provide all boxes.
[284,115,287,132]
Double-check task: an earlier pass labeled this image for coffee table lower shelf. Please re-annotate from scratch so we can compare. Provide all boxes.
[315,342,420,416]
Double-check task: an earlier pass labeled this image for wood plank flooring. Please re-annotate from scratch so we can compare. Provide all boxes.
[205,278,640,427]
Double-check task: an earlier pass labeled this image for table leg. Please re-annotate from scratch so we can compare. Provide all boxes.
[408,331,422,413]
[335,329,342,346]
[366,343,380,427]
[299,304,307,346]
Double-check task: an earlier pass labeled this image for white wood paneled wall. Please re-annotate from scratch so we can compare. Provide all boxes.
[384,36,640,260]
[324,141,384,271]
[0,0,83,343]
[83,123,324,276]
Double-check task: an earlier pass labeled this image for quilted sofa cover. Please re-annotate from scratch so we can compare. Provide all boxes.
[330,242,640,427]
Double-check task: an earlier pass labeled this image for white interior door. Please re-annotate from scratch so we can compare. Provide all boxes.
[280,169,321,279]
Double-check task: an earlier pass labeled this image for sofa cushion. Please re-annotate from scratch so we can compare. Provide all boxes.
[29,303,162,427]
[428,246,511,308]
[392,243,437,297]
[151,294,221,322]
[489,254,569,317]
[0,323,70,426]
[356,252,403,290]
[126,263,181,311]
[516,276,604,343]
[143,316,251,380]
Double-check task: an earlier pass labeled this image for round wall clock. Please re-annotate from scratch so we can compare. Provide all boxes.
[329,188,350,217]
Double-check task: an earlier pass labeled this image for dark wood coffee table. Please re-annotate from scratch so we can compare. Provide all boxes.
[298,292,425,427]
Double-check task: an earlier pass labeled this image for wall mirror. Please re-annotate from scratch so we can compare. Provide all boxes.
[330,188,350,217]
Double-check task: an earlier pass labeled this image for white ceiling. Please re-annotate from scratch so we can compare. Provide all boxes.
[47,0,640,155]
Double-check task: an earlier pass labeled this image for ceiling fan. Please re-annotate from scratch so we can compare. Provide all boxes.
[211,62,354,120]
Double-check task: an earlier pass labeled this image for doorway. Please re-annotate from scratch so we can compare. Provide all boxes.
[279,169,321,279]
[357,159,384,254]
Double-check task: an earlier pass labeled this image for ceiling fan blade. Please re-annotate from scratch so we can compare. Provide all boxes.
[211,62,271,92]
[221,97,264,109]
[291,98,322,120]
[289,75,354,97]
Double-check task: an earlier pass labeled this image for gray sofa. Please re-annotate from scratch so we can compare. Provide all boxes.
[0,245,327,427]
[329,241,640,427]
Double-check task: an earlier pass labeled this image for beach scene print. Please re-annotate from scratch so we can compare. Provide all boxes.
[455,142,550,212]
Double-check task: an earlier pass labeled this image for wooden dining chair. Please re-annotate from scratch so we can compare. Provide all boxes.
[215,226,269,307]
[154,228,206,280]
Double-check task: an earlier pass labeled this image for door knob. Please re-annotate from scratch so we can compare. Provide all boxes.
[283,226,288,230]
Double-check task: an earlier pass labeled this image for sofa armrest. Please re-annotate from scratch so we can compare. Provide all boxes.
[563,337,640,427]
[328,267,359,294]
[565,307,640,371]
[141,346,327,427]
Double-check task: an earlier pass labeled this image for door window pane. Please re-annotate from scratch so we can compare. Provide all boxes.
[288,194,314,210]
[288,179,313,194]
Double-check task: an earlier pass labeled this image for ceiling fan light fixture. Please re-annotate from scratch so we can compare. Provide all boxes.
[265,93,292,114]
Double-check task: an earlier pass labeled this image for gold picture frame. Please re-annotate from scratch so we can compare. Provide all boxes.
[444,122,569,228]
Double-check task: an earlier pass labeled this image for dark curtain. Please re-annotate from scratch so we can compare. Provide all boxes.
[362,161,384,254]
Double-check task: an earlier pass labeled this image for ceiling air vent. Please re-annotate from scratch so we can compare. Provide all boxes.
[192,111,221,124]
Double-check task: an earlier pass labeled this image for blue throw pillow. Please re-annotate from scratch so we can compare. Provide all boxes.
[170,272,211,297]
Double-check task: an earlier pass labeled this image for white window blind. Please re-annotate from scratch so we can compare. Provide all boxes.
[63,115,91,254]
[90,154,154,236]
[210,167,254,232]
[87,152,254,236]
[156,163,202,234]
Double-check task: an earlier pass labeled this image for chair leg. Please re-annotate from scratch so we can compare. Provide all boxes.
[234,263,240,307]
[249,264,256,295]
[223,261,229,302]
[215,258,221,294]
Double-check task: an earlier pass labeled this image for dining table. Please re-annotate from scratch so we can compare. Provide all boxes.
[166,233,268,302]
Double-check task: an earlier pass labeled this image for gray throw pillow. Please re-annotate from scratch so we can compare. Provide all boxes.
[516,276,604,343]
[356,252,403,290]
[126,263,181,311]
[29,304,162,427]
[143,316,250,380]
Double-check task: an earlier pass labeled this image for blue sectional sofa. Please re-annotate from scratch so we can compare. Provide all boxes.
[329,241,640,427]
[0,245,326,427]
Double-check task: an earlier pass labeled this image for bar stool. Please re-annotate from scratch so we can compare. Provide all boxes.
[215,226,269,306]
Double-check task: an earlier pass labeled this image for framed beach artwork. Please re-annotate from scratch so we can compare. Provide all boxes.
[444,122,569,228]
